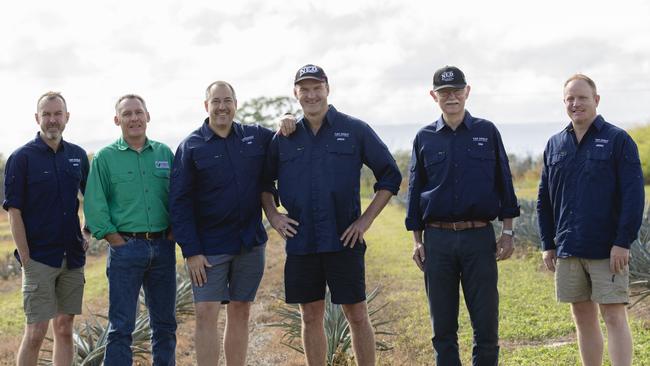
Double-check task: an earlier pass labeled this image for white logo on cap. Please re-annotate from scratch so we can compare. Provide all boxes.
[300,66,319,76]
[441,71,455,82]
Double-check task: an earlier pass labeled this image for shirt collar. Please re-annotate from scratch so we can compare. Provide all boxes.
[33,132,66,152]
[302,105,335,128]
[564,114,605,133]
[434,110,473,132]
[116,136,151,151]
[199,119,242,141]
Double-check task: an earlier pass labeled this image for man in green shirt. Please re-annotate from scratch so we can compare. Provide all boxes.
[84,94,176,365]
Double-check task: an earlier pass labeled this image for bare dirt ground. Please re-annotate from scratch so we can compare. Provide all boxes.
[0,230,305,365]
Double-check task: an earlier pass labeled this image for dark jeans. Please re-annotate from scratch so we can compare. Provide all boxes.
[424,225,499,366]
[104,238,177,365]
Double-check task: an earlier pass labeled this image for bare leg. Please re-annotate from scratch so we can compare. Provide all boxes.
[224,301,251,366]
[194,302,222,366]
[300,300,326,366]
[600,303,632,366]
[17,320,49,366]
[571,301,603,366]
[342,301,375,366]
[52,314,75,366]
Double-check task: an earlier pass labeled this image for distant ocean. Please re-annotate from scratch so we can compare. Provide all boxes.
[372,122,634,157]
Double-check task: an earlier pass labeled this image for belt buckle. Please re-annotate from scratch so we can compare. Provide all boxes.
[145,232,152,240]
[452,222,460,231]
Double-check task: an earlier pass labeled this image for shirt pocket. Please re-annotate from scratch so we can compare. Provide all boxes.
[326,142,358,172]
[27,170,55,185]
[195,154,232,187]
[423,151,447,184]
[63,166,82,185]
[241,142,265,178]
[110,172,139,202]
[586,148,615,182]
[467,148,496,182]
[549,152,568,166]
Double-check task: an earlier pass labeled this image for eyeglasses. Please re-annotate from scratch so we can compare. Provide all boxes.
[435,89,465,98]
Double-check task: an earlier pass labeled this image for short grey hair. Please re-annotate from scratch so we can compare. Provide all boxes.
[115,94,148,114]
[36,91,67,112]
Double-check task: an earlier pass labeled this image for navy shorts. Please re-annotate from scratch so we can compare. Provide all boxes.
[284,243,366,305]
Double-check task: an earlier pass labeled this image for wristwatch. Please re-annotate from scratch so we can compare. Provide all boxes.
[502,229,515,237]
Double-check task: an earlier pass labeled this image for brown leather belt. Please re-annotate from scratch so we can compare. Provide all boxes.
[119,230,166,240]
[426,220,489,231]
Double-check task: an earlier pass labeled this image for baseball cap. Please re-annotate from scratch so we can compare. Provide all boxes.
[294,64,328,84]
[433,66,467,91]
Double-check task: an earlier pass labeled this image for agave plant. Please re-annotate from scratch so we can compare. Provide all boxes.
[268,286,394,365]
[629,218,650,308]
[39,266,195,365]
[0,252,21,280]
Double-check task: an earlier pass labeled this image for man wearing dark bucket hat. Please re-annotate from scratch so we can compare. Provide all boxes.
[261,64,402,366]
[405,66,520,365]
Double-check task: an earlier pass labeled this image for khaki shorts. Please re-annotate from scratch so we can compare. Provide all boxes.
[21,258,85,324]
[555,257,629,304]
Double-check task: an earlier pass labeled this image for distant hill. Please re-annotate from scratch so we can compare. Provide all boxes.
[373,121,638,157]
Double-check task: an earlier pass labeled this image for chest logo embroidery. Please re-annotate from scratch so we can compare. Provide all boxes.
[472,136,488,146]
[594,138,609,148]
[155,161,170,169]
[68,157,81,167]
[334,132,350,141]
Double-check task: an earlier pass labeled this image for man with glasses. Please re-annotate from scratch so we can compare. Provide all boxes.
[405,66,520,365]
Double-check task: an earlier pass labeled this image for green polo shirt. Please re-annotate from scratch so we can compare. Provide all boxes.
[84,137,173,240]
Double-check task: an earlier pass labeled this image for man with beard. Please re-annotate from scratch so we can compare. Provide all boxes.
[84,94,176,365]
[3,92,89,365]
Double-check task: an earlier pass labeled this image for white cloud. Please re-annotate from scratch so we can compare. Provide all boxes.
[1,0,650,157]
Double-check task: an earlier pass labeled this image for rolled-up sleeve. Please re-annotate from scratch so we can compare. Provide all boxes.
[262,134,280,197]
[493,128,520,220]
[405,137,425,231]
[83,152,117,240]
[613,134,644,248]
[536,148,556,251]
[169,142,202,258]
[360,123,401,195]
[2,153,26,211]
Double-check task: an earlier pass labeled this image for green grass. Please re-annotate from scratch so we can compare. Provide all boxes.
[364,202,650,365]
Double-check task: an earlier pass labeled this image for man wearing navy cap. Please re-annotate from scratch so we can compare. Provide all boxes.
[262,64,402,366]
[405,66,520,365]
[3,92,89,365]
[537,74,643,366]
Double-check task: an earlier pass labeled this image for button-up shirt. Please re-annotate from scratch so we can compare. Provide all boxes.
[84,137,173,240]
[3,133,89,268]
[169,120,273,257]
[536,115,644,259]
[405,111,520,231]
[264,105,402,255]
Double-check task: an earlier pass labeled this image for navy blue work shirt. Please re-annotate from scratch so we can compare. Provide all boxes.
[2,133,89,268]
[263,105,402,255]
[405,111,520,231]
[536,115,644,259]
[170,120,274,257]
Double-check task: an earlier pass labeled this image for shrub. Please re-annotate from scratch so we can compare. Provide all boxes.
[268,287,393,365]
